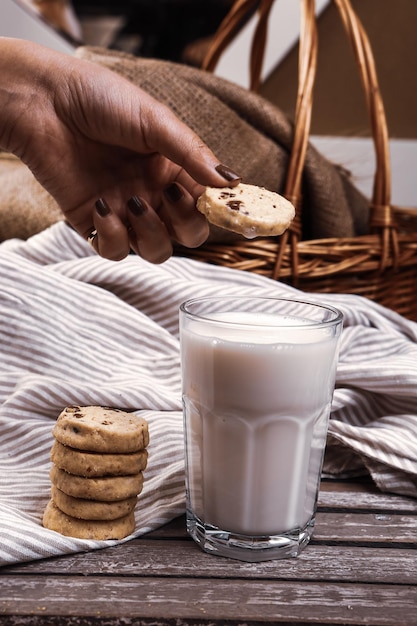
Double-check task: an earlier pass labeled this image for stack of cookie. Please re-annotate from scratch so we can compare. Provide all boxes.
[43,405,149,540]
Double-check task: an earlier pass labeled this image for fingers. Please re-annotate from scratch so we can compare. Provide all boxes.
[86,196,176,265]
[126,183,209,262]
[86,199,130,261]
[159,183,209,248]
[126,195,173,264]
[86,182,210,264]
[87,197,171,264]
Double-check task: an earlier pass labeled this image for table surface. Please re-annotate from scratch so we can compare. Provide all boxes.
[1,477,417,626]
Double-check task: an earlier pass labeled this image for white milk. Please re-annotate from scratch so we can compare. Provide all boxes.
[181,312,339,536]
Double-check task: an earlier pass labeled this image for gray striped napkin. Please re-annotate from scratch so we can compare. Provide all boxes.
[0,221,416,565]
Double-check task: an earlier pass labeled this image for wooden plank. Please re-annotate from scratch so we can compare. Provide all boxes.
[3,541,417,585]
[128,509,417,544]
[146,509,417,544]
[146,480,417,540]
[145,483,417,540]
[318,481,417,513]
[313,511,417,544]
[1,577,416,625]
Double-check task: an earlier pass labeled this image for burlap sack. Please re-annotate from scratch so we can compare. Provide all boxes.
[0,46,369,242]
[0,152,63,242]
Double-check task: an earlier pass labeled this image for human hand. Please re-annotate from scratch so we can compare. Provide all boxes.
[0,38,241,262]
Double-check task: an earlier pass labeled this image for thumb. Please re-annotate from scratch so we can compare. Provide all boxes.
[130,88,242,187]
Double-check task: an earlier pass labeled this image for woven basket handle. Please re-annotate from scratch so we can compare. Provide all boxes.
[203,0,397,274]
[202,0,275,93]
[332,0,397,272]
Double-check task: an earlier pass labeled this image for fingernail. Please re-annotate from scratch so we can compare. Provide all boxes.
[127,195,146,216]
[215,164,242,183]
[95,198,111,217]
[164,182,184,203]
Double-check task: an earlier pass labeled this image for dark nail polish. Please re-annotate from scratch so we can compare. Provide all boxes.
[164,182,184,203]
[95,198,111,217]
[215,164,242,183]
[127,195,146,216]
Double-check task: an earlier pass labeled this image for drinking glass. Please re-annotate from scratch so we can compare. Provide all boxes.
[180,296,343,561]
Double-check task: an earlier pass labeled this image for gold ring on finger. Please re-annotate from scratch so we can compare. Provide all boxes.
[87,228,98,247]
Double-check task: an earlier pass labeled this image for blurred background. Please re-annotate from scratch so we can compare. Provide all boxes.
[2,0,416,208]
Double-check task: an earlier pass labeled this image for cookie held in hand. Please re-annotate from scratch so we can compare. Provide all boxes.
[196,183,295,239]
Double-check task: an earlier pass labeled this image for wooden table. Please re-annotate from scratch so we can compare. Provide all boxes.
[1,478,417,625]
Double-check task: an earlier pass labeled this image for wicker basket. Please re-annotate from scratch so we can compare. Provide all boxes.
[184,0,417,321]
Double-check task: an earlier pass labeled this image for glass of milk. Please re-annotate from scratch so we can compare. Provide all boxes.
[180,296,343,562]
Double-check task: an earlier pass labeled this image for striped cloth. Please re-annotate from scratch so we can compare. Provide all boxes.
[1,221,416,565]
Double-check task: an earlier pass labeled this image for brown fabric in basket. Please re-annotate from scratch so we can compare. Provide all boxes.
[0,153,63,242]
[0,46,369,242]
